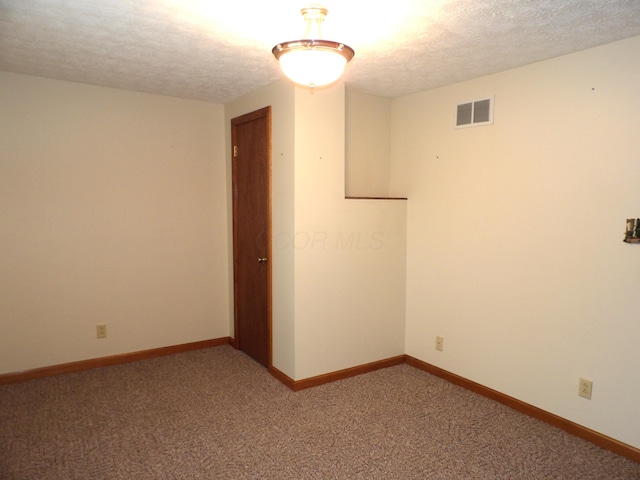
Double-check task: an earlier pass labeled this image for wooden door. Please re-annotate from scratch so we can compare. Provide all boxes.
[231,107,271,367]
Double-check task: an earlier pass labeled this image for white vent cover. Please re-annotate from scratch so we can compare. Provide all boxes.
[456,96,494,128]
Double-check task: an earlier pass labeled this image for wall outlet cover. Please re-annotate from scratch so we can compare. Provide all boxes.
[96,324,107,339]
[579,378,593,399]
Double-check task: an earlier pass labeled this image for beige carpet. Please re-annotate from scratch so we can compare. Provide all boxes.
[1,345,638,479]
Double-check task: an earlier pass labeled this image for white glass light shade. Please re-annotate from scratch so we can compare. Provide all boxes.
[272,40,354,88]
[272,6,354,89]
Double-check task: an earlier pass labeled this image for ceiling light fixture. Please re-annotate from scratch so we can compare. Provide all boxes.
[272,5,354,89]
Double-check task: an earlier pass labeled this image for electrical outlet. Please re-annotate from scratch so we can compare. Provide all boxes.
[96,324,107,339]
[579,378,592,399]
[435,336,444,352]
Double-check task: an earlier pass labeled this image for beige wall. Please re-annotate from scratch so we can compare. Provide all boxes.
[345,91,392,197]
[391,35,640,448]
[293,84,406,379]
[0,72,230,374]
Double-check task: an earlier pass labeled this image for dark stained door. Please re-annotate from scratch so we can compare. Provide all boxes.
[231,107,271,367]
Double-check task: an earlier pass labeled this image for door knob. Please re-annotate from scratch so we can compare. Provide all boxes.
[257,257,268,263]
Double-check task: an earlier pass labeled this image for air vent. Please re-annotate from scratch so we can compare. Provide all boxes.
[456,96,494,128]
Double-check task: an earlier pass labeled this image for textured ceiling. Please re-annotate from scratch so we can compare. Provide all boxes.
[1,0,640,104]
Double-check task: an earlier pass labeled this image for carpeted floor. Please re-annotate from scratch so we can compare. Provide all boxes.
[1,345,638,479]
